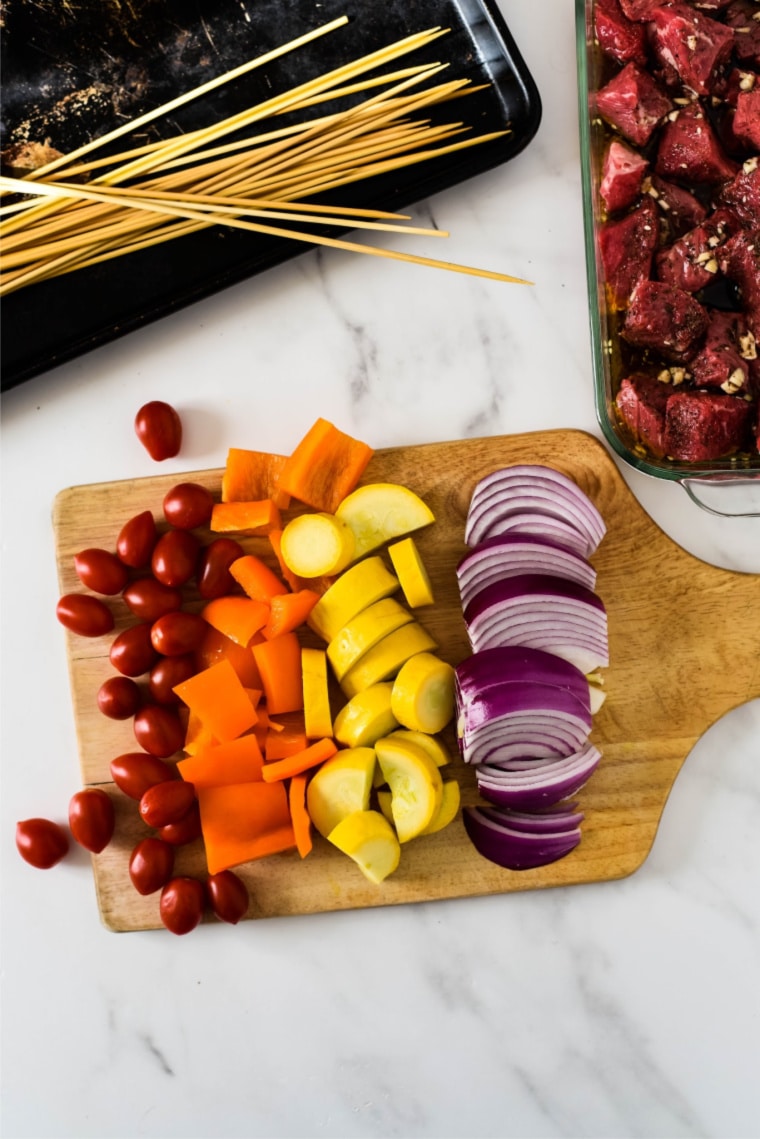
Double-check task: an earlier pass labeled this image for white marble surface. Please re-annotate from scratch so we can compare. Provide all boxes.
[2,3,759,1137]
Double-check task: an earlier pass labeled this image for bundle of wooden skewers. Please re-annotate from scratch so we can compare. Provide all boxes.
[0,16,532,295]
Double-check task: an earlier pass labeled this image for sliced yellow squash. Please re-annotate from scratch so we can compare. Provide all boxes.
[332,683,399,748]
[385,729,451,768]
[374,735,443,843]
[419,780,461,836]
[388,536,434,608]
[307,556,399,643]
[390,652,455,735]
[340,624,438,699]
[335,482,435,560]
[279,512,355,577]
[301,647,333,739]
[328,809,401,884]
[327,597,414,682]
[306,747,376,838]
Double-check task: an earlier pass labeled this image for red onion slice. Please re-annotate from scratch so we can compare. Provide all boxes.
[466,465,606,554]
[455,646,592,707]
[475,744,602,809]
[463,806,582,870]
[466,510,592,559]
[457,533,597,609]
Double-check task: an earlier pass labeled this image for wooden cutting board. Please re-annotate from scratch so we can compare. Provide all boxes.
[53,429,760,931]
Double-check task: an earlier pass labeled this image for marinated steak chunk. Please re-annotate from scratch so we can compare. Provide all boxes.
[648,2,735,96]
[623,278,709,360]
[724,0,760,66]
[655,103,738,184]
[600,139,650,213]
[719,227,760,317]
[644,174,709,237]
[616,373,671,455]
[732,88,760,151]
[594,0,649,64]
[618,0,661,18]
[663,389,753,458]
[655,207,739,291]
[689,309,751,391]
[718,159,760,228]
[596,61,674,146]
[599,196,660,308]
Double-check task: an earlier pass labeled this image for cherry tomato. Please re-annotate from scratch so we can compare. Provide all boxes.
[156,802,202,846]
[151,529,200,587]
[139,780,196,828]
[133,705,185,758]
[159,877,206,935]
[117,510,158,569]
[129,837,175,895]
[110,623,159,676]
[56,594,114,637]
[110,752,177,800]
[74,548,129,595]
[123,577,182,621]
[197,538,244,600]
[207,870,249,924]
[97,675,142,720]
[149,655,197,705]
[151,611,208,656]
[163,482,215,530]
[135,401,182,461]
[16,818,69,869]
[68,789,115,853]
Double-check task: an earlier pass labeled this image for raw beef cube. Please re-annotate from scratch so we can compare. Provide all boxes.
[719,67,757,108]
[718,159,760,228]
[719,227,760,318]
[599,196,660,308]
[618,0,661,18]
[724,0,760,66]
[655,207,739,291]
[600,139,650,212]
[732,88,760,151]
[616,372,671,455]
[596,62,673,147]
[689,309,751,391]
[663,389,753,458]
[644,174,709,237]
[648,3,734,96]
[594,0,648,64]
[623,278,709,359]
[655,103,738,185]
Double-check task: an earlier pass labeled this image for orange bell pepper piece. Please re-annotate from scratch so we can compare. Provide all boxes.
[288,773,313,859]
[277,418,374,513]
[210,499,282,535]
[195,625,262,688]
[196,781,296,873]
[221,448,291,510]
[201,596,269,647]
[252,632,304,714]
[263,589,320,640]
[229,554,288,603]
[173,658,258,744]
[177,733,265,788]
[261,737,337,782]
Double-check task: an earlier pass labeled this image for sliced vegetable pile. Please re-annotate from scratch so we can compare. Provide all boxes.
[455,465,608,871]
[24,411,463,932]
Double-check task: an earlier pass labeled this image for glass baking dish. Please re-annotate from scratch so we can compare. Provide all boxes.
[575,0,760,516]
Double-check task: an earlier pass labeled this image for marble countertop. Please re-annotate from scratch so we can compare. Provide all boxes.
[2,3,759,1137]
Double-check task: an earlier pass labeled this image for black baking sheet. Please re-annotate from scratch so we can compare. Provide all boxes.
[0,0,541,390]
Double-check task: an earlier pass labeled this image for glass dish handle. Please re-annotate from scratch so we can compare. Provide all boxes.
[681,475,760,518]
